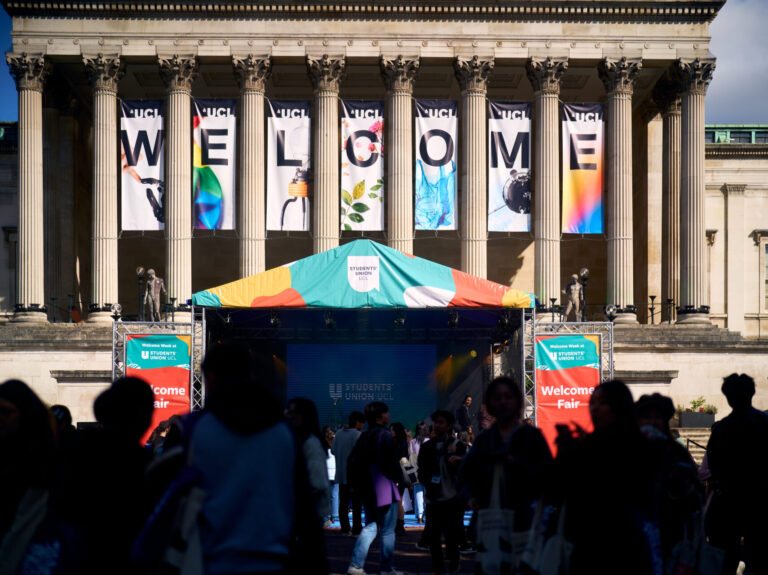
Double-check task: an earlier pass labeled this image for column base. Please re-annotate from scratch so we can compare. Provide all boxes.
[612,312,639,325]
[11,308,48,324]
[676,313,711,325]
[87,311,116,324]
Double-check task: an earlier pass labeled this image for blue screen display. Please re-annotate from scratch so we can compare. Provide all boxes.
[286,343,437,430]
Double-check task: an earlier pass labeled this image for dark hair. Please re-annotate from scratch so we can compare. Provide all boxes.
[288,397,322,442]
[484,376,523,419]
[94,377,154,441]
[0,379,56,487]
[413,421,429,444]
[390,422,408,445]
[348,411,365,427]
[321,424,335,450]
[50,404,73,428]
[635,393,675,421]
[722,373,755,409]
[148,419,171,444]
[463,394,472,404]
[431,409,455,427]
[593,380,637,431]
[364,401,389,426]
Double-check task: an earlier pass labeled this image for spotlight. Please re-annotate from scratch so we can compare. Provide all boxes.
[447,310,459,328]
[393,310,406,327]
[497,312,510,328]
[470,350,477,358]
[324,310,336,329]
[269,311,281,328]
[604,304,617,320]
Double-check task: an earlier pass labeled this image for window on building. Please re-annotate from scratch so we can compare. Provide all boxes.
[755,131,768,144]
[730,131,752,143]
[705,131,715,143]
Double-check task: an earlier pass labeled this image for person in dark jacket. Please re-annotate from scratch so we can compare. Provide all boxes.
[706,373,768,575]
[460,377,552,528]
[418,409,466,575]
[455,395,474,434]
[346,401,404,575]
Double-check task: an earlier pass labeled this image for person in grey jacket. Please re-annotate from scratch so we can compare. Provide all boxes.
[332,411,365,535]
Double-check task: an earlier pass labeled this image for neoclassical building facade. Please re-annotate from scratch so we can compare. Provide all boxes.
[2,0,726,325]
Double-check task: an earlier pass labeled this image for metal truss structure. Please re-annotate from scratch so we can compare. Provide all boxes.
[112,306,207,411]
[523,318,614,425]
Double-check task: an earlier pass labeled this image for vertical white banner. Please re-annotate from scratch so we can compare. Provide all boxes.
[267,101,312,231]
[414,100,458,230]
[120,100,165,231]
[193,99,236,230]
[341,101,384,231]
[488,102,532,232]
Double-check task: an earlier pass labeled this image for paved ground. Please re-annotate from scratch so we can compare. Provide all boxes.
[325,526,476,575]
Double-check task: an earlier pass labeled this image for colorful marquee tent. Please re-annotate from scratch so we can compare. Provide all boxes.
[192,239,535,309]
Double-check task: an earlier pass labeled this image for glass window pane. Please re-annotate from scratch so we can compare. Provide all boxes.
[755,132,768,144]
[730,131,751,143]
[705,131,715,143]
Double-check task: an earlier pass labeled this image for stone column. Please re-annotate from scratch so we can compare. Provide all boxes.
[526,57,567,311]
[307,54,345,254]
[724,184,746,333]
[234,55,271,278]
[455,56,494,279]
[159,55,198,318]
[677,58,715,324]
[381,55,419,255]
[599,57,641,324]
[84,54,122,322]
[653,79,682,322]
[7,53,50,322]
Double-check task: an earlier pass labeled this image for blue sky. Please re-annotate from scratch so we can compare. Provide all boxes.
[0,1,764,124]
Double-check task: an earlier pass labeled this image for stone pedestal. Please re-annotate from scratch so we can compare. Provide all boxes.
[8,53,50,323]
[159,55,198,318]
[526,57,567,310]
[234,55,271,277]
[308,54,345,254]
[381,55,419,255]
[677,58,715,325]
[455,56,493,278]
[84,54,122,323]
[599,57,641,325]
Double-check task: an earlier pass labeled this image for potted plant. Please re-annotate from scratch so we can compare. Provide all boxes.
[676,397,717,428]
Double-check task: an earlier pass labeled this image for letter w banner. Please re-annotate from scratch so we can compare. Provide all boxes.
[125,334,191,445]
[562,103,604,233]
[340,101,384,231]
[120,100,165,231]
[488,101,532,232]
[267,100,312,231]
[535,334,599,453]
[193,99,236,230]
[415,100,458,230]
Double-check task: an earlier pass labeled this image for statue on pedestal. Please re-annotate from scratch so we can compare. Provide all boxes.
[563,274,583,322]
[144,269,166,322]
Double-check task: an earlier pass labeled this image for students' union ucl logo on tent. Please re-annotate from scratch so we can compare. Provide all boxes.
[347,256,380,293]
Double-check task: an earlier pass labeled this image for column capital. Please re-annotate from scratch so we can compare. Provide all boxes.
[652,76,682,115]
[454,56,494,94]
[598,57,642,96]
[7,52,50,92]
[158,54,198,93]
[307,54,345,92]
[83,53,123,94]
[380,55,420,93]
[676,58,716,95]
[525,57,568,95]
[233,54,271,92]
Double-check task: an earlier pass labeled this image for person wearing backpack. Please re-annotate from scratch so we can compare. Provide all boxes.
[346,401,405,575]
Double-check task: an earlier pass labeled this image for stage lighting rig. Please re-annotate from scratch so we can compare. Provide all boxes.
[269,311,281,328]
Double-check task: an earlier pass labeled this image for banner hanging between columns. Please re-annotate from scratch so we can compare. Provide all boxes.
[487,101,531,232]
[562,103,604,234]
[120,100,165,231]
[193,98,236,230]
[414,100,458,231]
[267,100,312,232]
[340,100,384,231]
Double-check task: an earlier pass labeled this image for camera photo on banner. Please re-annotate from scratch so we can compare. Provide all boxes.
[340,100,384,231]
[193,99,236,230]
[120,100,165,231]
[415,100,458,231]
[487,102,532,232]
[267,101,312,232]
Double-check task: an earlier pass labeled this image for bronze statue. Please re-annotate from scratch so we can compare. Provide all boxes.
[563,274,583,322]
[143,269,166,322]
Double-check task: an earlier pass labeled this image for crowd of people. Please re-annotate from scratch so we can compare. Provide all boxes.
[0,341,766,575]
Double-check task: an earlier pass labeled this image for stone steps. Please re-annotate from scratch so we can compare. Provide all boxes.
[672,427,711,466]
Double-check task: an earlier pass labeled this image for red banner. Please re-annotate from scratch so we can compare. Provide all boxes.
[125,334,192,445]
[535,334,600,453]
